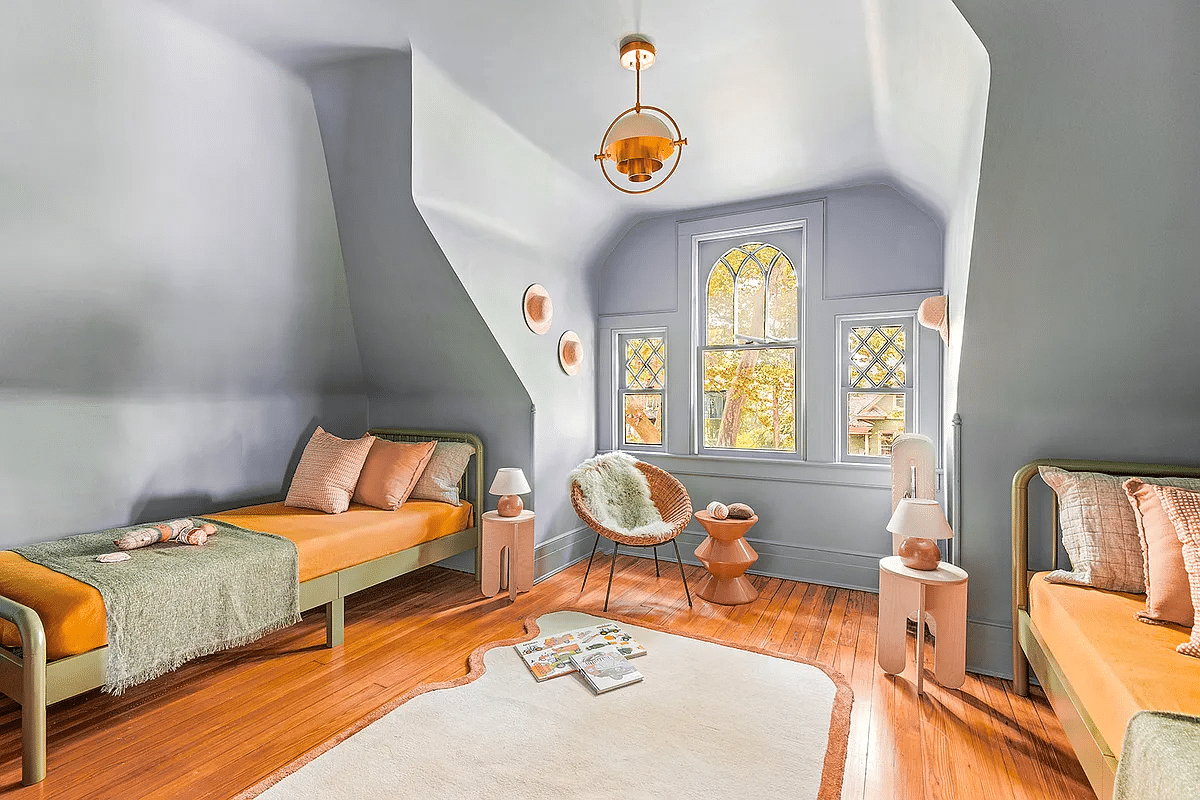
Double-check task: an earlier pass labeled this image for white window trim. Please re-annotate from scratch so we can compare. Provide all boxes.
[836,311,918,464]
[691,219,807,461]
[613,327,667,452]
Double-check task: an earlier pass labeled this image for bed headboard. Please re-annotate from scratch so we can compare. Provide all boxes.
[367,428,485,527]
[1011,458,1200,684]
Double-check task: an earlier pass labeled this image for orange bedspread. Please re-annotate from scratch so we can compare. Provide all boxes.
[1030,572,1200,752]
[0,500,472,660]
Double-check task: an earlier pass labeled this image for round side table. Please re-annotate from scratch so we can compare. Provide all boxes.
[694,511,759,605]
[876,555,968,694]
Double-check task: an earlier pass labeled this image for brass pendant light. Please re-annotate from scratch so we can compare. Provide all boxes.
[594,35,687,194]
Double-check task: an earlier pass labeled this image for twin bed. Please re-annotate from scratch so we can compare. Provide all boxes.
[0,428,483,786]
[1012,458,1200,800]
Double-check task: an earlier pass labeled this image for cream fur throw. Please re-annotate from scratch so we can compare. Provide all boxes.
[569,452,672,539]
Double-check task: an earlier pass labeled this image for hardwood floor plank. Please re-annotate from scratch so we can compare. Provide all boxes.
[0,562,1095,800]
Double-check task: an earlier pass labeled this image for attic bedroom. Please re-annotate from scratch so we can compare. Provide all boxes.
[2,1,1199,798]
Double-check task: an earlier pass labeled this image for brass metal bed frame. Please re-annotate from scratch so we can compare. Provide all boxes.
[1012,457,1200,800]
[0,427,483,785]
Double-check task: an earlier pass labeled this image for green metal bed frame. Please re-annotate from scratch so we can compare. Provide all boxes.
[1011,457,1200,800]
[0,427,483,785]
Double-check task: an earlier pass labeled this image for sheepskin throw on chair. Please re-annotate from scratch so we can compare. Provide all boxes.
[568,452,672,539]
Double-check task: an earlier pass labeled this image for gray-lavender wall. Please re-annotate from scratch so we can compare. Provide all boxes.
[0,0,367,549]
[598,184,944,590]
[951,0,1200,675]
[306,54,534,572]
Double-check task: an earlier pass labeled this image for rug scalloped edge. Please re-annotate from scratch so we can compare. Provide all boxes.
[235,605,854,800]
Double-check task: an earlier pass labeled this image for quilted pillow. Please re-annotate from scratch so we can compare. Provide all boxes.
[284,427,375,514]
[1125,478,1198,627]
[409,441,474,505]
[1040,467,1200,593]
[352,438,437,510]
[1151,485,1200,658]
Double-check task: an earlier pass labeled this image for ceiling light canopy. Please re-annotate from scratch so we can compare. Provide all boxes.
[594,35,687,194]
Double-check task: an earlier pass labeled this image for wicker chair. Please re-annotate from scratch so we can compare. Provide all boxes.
[570,459,693,611]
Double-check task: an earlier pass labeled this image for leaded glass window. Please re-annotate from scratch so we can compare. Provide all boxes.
[701,242,799,452]
[617,331,666,448]
[840,315,916,460]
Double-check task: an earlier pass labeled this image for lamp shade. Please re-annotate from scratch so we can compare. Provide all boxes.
[886,498,953,541]
[489,467,531,497]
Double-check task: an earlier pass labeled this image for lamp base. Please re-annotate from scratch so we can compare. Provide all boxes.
[898,537,941,570]
[497,494,524,517]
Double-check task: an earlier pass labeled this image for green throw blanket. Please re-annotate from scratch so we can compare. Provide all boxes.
[1115,710,1200,800]
[14,518,300,694]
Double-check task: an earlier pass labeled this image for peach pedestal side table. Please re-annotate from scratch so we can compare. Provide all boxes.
[481,510,535,601]
[876,555,968,695]
[693,512,760,605]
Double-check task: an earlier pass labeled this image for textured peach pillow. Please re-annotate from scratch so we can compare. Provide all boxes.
[352,439,437,510]
[1125,479,1195,627]
[1154,485,1200,658]
[284,427,375,514]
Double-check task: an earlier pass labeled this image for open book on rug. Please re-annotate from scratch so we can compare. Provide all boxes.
[514,623,645,681]
[570,646,643,694]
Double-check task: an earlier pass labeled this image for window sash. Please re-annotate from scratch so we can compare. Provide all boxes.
[616,330,666,451]
[698,342,797,454]
[838,314,916,462]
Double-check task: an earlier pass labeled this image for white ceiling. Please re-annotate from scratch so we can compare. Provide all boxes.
[165,0,987,222]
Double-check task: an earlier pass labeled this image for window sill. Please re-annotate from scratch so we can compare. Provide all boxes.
[631,452,920,490]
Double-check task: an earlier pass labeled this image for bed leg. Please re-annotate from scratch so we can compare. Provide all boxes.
[1013,620,1030,696]
[325,598,344,648]
[2,596,48,785]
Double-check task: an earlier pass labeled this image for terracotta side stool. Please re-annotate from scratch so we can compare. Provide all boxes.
[480,510,535,601]
[876,555,968,694]
[694,511,759,605]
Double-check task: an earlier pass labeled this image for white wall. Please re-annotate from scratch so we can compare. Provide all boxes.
[0,0,366,546]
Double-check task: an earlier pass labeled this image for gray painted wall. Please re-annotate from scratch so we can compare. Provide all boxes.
[305,54,534,568]
[0,0,367,548]
[597,185,943,590]
[951,0,1200,675]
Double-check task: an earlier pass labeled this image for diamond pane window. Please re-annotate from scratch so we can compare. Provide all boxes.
[617,331,666,449]
[839,315,916,461]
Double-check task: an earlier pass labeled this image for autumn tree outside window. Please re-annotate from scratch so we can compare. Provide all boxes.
[700,242,799,453]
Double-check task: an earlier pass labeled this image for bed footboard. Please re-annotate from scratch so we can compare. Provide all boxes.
[0,594,47,785]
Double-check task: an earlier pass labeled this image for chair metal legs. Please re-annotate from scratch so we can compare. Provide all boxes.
[579,533,602,593]
[604,543,619,612]
[673,539,693,608]
[587,537,691,612]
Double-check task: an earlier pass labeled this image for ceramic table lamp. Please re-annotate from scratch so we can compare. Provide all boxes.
[886,498,953,570]
[489,468,531,517]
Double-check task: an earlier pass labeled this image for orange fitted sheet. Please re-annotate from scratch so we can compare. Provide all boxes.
[0,500,472,660]
[1029,572,1200,752]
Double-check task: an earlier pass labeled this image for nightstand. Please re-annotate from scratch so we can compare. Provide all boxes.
[480,510,535,600]
[876,555,968,694]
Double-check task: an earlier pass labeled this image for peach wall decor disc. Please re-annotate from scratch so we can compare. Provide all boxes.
[558,330,583,375]
[523,284,553,335]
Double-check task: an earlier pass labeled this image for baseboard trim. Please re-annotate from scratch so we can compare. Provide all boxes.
[533,526,594,583]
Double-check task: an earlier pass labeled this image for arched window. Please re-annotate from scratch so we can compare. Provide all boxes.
[701,242,799,452]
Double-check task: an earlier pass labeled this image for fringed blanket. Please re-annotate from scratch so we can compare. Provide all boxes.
[1115,710,1200,800]
[569,452,672,539]
[14,518,300,694]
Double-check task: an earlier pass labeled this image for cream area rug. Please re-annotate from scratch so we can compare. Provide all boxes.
[243,609,852,800]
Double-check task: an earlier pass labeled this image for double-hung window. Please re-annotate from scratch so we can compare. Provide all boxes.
[839,314,916,461]
[616,330,666,449]
[699,241,799,454]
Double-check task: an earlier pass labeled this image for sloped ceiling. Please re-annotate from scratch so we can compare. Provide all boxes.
[163,0,986,223]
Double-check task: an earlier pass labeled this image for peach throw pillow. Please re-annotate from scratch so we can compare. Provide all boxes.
[1152,485,1200,658]
[284,427,375,514]
[352,439,437,510]
[1125,479,1196,627]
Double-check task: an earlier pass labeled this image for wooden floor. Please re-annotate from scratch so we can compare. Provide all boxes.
[0,557,1094,799]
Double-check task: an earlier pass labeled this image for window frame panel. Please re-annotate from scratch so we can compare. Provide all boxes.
[837,312,918,464]
[614,328,667,452]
